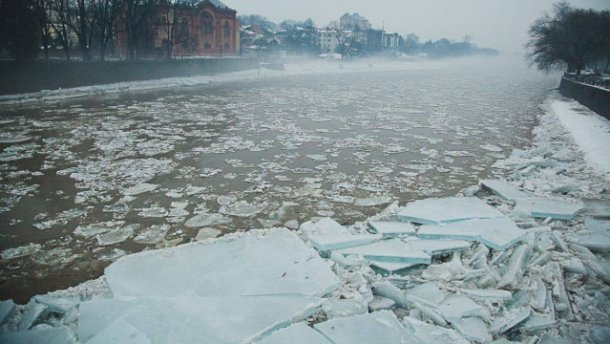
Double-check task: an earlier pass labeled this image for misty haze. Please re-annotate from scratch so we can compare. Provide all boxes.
[0,1,609,343]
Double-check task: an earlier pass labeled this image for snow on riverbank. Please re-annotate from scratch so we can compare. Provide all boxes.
[1,92,609,343]
[0,59,437,105]
[549,95,610,181]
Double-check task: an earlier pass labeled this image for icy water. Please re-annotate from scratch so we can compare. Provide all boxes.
[0,58,556,302]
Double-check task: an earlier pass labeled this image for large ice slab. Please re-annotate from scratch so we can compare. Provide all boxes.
[86,317,151,344]
[514,197,583,220]
[418,218,525,250]
[300,218,351,237]
[368,220,416,237]
[256,323,331,344]
[105,229,339,298]
[398,197,503,224]
[314,311,419,344]
[334,238,431,264]
[0,325,77,344]
[480,180,530,201]
[308,234,381,251]
[334,238,470,265]
[79,296,323,344]
[403,317,470,344]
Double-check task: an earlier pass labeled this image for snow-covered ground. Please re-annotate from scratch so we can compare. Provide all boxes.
[1,86,609,343]
[549,97,610,181]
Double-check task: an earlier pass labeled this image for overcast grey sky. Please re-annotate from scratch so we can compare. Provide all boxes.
[225,0,609,53]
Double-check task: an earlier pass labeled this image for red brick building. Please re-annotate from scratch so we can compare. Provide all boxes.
[117,0,240,58]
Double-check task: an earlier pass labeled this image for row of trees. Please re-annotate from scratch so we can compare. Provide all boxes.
[526,2,610,73]
[0,0,202,61]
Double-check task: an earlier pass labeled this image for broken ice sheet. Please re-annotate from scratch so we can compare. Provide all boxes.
[513,197,583,220]
[133,224,170,245]
[314,310,418,344]
[418,217,525,250]
[122,183,158,196]
[79,296,323,344]
[368,220,416,237]
[105,229,339,298]
[0,325,77,344]
[308,234,381,251]
[398,197,503,224]
[96,224,138,246]
[184,213,232,228]
[1,243,41,260]
[256,323,331,344]
[480,179,530,201]
[403,317,469,344]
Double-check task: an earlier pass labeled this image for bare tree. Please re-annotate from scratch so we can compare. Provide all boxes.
[91,0,116,60]
[50,0,73,60]
[34,0,52,59]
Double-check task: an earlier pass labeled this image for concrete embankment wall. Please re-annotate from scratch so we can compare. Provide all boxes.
[0,58,259,95]
[559,77,610,121]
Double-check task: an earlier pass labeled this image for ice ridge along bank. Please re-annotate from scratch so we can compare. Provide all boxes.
[1,94,610,343]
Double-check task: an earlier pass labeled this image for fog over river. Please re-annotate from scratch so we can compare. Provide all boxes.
[0,57,557,301]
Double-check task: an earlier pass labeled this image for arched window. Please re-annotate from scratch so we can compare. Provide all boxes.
[223,21,230,38]
[202,13,213,35]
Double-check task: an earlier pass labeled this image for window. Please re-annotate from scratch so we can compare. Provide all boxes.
[204,42,211,49]
[223,21,231,38]
[224,43,230,50]
[202,13,213,35]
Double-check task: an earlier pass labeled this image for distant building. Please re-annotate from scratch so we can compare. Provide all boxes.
[116,0,240,58]
[382,32,400,50]
[366,29,384,52]
[318,29,338,54]
[339,13,371,31]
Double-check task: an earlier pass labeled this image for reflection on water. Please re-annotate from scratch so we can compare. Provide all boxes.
[0,58,556,301]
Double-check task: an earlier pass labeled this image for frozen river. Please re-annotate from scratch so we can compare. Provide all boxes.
[0,58,556,301]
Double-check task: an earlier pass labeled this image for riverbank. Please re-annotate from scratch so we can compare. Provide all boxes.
[0,58,438,105]
[1,90,608,342]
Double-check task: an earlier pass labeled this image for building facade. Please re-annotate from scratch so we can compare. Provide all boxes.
[117,0,240,58]
[318,29,338,54]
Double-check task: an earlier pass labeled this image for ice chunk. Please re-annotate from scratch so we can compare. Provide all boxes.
[0,325,77,344]
[308,234,380,251]
[314,311,417,344]
[79,296,323,343]
[334,239,431,264]
[368,296,396,312]
[438,294,488,321]
[368,220,416,237]
[86,317,151,344]
[195,227,222,241]
[74,221,123,237]
[0,299,16,325]
[418,218,525,250]
[372,281,410,309]
[369,261,423,275]
[490,307,531,335]
[1,243,41,260]
[497,244,532,289]
[256,323,331,344]
[221,200,263,217]
[409,239,472,256]
[18,303,47,330]
[398,197,503,224]
[514,197,583,220]
[184,213,232,228]
[105,229,339,298]
[480,180,530,201]
[584,216,610,232]
[576,233,610,253]
[404,317,469,344]
[583,199,610,216]
[354,196,393,207]
[122,183,158,196]
[96,225,136,246]
[459,289,512,302]
[522,314,556,333]
[406,283,445,305]
[33,295,78,313]
[300,218,351,237]
[450,317,492,344]
[133,224,169,245]
[323,299,368,318]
